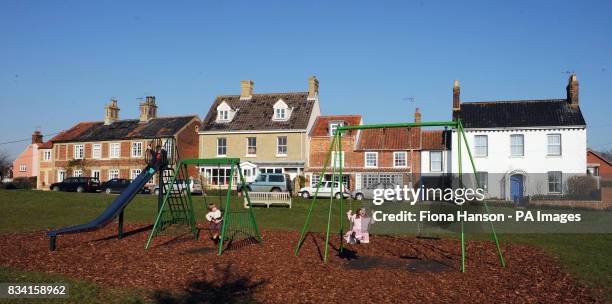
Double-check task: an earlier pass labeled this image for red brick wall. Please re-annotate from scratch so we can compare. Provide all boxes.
[587,151,612,180]
[175,119,200,177]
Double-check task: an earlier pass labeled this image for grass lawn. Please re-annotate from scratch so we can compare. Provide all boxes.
[1,189,611,301]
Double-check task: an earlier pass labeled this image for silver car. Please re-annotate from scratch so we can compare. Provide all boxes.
[352,182,398,200]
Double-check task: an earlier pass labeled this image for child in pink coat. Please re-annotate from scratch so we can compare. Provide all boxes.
[345,208,374,244]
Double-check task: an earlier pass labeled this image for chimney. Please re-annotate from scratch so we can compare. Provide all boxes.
[567,74,579,108]
[308,76,319,100]
[414,107,421,123]
[139,96,158,122]
[240,80,254,100]
[31,130,43,144]
[453,80,461,111]
[104,98,120,125]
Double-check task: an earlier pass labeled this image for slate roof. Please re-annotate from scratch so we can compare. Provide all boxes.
[422,130,451,150]
[454,99,586,129]
[310,115,362,137]
[200,93,316,131]
[356,127,420,150]
[50,116,198,143]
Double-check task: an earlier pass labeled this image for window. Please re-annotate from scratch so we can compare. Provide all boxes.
[73,170,83,177]
[269,175,283,182]
[510,134,524,156]
[74,144,84,159]
[310,174,320,187]
[92,170,100,180]
[430,151,442,172]
[548,171,562,193]
[476,171,488,193]
[547,134,561,156]
[365,152,378,168]
[362,174,403,189]
[217,138,227,156]
[332,151,345,168]
[474,135,488,157]
[108,169,120,180]
[131,142,143,157]
[277,136,288,156]
[131,169,142,180]
[110,143,121,158]
[43,150,52,161]
[58,170,66,182]
[19,164,27,172]
[393,151,408,167]
[201,167,237,186]
[275,108,286,120]
[163,139,174,158]
[260,168,282,174]
[246,137,256,156]
[329,121,345,137]
[92,144,101,159]
[218,110,229,121]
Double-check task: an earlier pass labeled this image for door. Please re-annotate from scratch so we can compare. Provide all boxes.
[510,174,524,203]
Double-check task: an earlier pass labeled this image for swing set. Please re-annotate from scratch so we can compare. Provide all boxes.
[145,158,262,255]
[294,119,506,272]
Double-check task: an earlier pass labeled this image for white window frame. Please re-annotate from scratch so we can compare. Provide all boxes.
[329,121,345,137]
[131,169,142,180]
[277,136,288,156]
[474,135,488,157]
[364,152,378,168]
[19,164,27,172]
[131,142,143,158]
[218,110,229,121]
[57,170,66,182]
[275,108,286,120]
[74,144,84,159]
[43,150,52,161]
[246,137,257,157]
[547,171,562,193]
[393,151,408,168]
[331,151,345,168]
[91,169,100,180]
[73,169,83,177]
[547,134,562,156]
[217,138,227,157]
[476,171,488,193]
[92,144,102,159]
[109,143,121,159]
[108,169,120,180]
[311,174,320,187]
[510,134,524,157]
[430,151,443,172]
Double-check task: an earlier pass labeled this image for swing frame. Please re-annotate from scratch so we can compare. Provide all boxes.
[294,119,506,272]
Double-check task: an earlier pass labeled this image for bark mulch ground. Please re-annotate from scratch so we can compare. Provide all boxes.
[0,223,605,303]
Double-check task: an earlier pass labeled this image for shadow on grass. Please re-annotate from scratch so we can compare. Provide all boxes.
[151,264,267,304]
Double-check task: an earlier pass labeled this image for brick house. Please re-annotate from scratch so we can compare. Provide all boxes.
[12,130,45,181]
[587,149,612,181]
[198,77,320,188]
[37,97,200,189]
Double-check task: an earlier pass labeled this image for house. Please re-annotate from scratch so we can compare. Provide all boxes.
[304,115,363,189]
[37,96,201,189]
[451,75,587,201]
[587,149,612,181]
[198,77,321,188]
[419,129,452,189]
[12,130,45,182]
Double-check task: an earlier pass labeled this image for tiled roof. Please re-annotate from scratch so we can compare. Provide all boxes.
[200,93,315,131]
[310,115,362,137]
[588,149,612,166]
[454,99,586,129]
[356,127,420,150]
[38,141,53,149]
[421,130,450,150]
[50,116,198,143]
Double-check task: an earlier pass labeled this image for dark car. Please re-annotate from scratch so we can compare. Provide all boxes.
[100,178,151,194]
[50,177,100,193]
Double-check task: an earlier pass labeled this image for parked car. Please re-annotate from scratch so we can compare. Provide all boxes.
[100,178,151,194]
[299,181,350,199]
[352,182,398,201]
[153,178,203,195]
[50,177,100,193]
[239,173,292,193]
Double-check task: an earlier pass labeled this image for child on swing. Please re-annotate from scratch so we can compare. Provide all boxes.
[205,203,223,244]
[345,207,373,244]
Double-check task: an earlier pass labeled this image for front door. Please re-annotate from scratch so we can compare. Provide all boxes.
[510,174,524,203]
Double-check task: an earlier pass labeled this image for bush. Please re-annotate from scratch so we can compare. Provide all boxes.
[0,183,17,190]
[11,177,37,190]
[566,175,599,198]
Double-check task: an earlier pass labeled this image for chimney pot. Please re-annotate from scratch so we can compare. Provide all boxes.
[452,80,461,111]
[104,98,120,125]
[308,76,319,100]
[567,74,579,108]
[140,96,158,122]
[240,80,254,100]
[31,130,43,144]
[414,107,422,123]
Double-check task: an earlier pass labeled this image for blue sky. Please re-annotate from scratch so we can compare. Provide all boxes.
[1,0,611,158]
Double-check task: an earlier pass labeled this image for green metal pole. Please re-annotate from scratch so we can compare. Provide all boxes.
[338,131,345,254]
[146,166,181,249]
[457,123,466,273]
[458,121,506,267]
[218,163,235,255]
[294,134,338,256]
[237,163,262,242]
[323,134,339,262]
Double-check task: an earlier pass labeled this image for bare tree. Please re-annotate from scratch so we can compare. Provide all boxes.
[599,148,612,163]
[0,149,11,181]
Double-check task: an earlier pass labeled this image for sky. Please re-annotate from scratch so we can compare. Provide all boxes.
[1,0,611,159]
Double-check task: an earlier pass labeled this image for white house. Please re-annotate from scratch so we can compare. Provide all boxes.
[450,75,587,202]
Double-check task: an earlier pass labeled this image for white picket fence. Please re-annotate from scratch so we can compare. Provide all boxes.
[244,192,292,208]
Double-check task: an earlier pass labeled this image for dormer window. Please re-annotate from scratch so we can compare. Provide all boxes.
[216,101,236,123]
[272,99,291,121]
[329,121,345,136]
